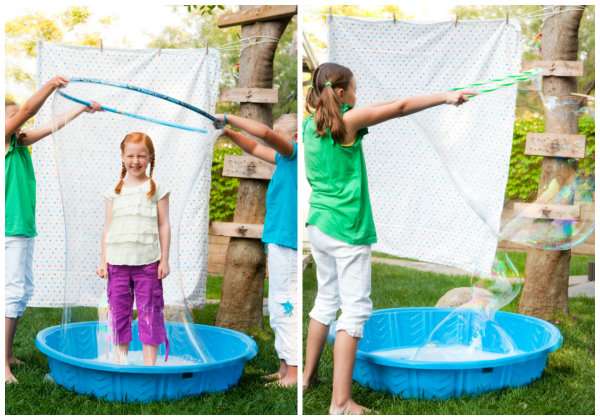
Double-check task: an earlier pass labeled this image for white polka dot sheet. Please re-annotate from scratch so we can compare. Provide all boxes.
[30,42,220,307]
[328,16,522,275]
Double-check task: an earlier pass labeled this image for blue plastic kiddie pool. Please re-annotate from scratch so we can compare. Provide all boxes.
[329,307,562,399]
[36,321,257,402]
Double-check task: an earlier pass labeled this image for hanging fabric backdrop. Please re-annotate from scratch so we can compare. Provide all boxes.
[328,16,521,274]
[30,42,221,307]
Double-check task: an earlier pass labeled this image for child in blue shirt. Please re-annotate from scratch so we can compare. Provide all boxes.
[216,113,298,387]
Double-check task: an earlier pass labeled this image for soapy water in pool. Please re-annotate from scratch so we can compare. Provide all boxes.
[372,344,521,362]
[94,350,198,366]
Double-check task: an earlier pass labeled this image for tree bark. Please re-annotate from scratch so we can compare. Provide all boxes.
[518,6,585,320]
[216,8,292,330]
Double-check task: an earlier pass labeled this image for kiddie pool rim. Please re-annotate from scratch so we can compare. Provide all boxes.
[334,307,563,370]
[35,321,258,374]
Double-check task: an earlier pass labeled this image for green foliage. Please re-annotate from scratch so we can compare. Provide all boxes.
[452,5,595,111]
[506,115,595,201]
[578,115,595,176]
[506,117,544,201]
[5,7,113,100]
[185,5,225,15]
[209,141,242,221]
[5,13,63,57]
[151,7,297,120]
[60,6,91,30]
[273,18,297,117]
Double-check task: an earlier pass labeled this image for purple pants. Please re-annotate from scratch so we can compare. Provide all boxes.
[107,261,169,359]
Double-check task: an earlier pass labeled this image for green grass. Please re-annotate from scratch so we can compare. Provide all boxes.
[6,277,295,415]
[303,263,595,415]
[372,251,594,276]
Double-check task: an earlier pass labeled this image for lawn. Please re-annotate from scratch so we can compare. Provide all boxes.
[302,262,595,415]
[6,277,296,415]
[372,251,594,276]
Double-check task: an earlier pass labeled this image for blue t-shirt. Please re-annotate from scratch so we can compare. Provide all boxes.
[262,142,297,250]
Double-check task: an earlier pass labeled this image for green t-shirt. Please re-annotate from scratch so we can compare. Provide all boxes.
[303,104,377,245]
[5,134,37,237]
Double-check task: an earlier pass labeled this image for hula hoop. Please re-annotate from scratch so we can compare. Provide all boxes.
[449,68,543,97]
[57,77,222,133]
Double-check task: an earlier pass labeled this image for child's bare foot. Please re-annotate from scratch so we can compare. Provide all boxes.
[302,372,319,391]
[262,371,283,382]
[266,365,297,388]
[5,366,18,384]
[263,361,287,382]
[265,372,297,388]
[329,399,374,415]
[8,356,24,366]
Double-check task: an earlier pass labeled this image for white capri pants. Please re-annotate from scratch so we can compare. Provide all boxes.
[308,225,372,338]
[267,243,298,365]
[5,236,35,318]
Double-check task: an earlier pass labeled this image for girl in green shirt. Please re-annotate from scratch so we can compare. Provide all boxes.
[5,77,101,384]
[303,62,474,414]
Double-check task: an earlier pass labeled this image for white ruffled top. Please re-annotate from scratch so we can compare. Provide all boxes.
[103,180,169,266]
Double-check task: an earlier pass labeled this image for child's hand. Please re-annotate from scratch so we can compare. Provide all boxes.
[96,263,108,279]
[47,76,69,89]
[445,90,477,106]
[85,101,103,113]
[158,260,170,279]
[213,114,227,129]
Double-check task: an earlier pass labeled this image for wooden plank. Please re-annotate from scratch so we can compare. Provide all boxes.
[581,202,594,222]
[498,240,594,256]
[209,234,230,245]
[523,60,584,77]
[217,5,297,28]
[220,87,278,104]
[223,155,274,180]
[525,133,586,158]
[210,221,263,239]
[513,202,580,220]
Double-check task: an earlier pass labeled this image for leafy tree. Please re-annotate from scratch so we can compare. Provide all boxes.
[151,6,296,119]
[150,6,297,220]
[5,7,110,98]
[452,5,595,115]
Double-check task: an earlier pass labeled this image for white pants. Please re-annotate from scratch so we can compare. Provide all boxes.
[308,225,372,338]
[267,243,298,365]
[5,236,35,318]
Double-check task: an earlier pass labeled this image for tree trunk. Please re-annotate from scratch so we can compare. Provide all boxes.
[518,6,585,320]
[216,9,291,330]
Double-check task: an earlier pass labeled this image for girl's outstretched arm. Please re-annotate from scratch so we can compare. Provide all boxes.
[344,90,475,133]
[5,76,69,138]
[157,194,171,280]
[96,199,112,279]
[19,102,102,146]
[216,114,294,157]
[223,127,276,164]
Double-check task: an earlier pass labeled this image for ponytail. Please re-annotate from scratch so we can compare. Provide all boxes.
[114,162,127,194]
[306,63,354,144]
[147,155,157,199]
